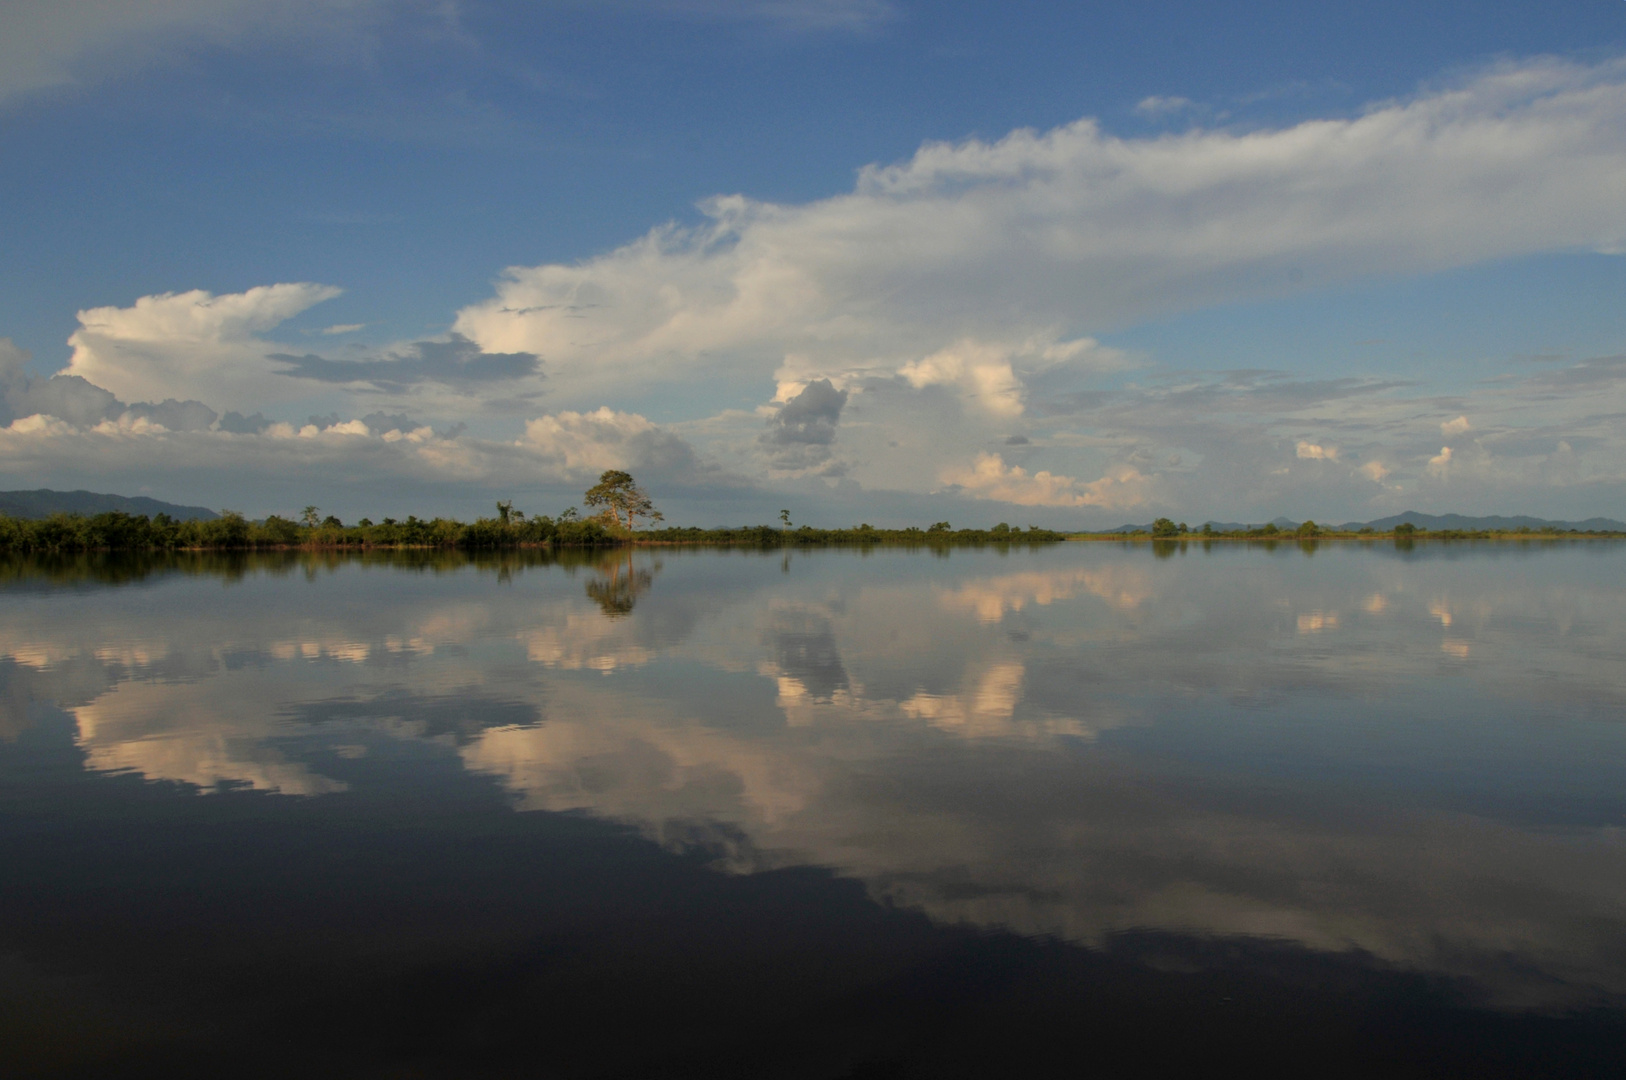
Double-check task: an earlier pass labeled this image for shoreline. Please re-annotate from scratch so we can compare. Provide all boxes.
[2,532,1623,555]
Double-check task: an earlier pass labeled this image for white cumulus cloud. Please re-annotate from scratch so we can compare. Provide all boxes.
[898,340,1027,418]
[64,284,343,408]
[455,55,1626,409]
[11,55,1626,522]
[0,405,731,512]
[1359,460,1391,483]
[941,453,1150,510]
[521,408,709,480]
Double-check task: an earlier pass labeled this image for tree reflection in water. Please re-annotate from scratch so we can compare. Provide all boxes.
[584,549,659,617]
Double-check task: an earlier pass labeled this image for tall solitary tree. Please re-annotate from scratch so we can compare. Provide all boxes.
[583,470,662,530]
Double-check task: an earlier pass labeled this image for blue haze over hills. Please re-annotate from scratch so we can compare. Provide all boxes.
[1110,512,1626,533]
[0,489,218,521]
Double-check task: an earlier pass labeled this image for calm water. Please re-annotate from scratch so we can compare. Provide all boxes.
[2,542,1624,1077]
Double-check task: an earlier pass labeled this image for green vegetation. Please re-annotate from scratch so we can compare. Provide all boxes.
[2,507,1619,553]
[0,509,1071,553]
[584,470,662,530]
[0,506,614,553]
[639,522,1070,546]
[2,469,1619,553]
[0,471,1071,553]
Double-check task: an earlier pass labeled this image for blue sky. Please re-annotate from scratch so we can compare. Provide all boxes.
[2,1,1625,525]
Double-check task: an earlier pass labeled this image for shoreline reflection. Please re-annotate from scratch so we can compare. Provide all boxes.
[2,543,1625,1015]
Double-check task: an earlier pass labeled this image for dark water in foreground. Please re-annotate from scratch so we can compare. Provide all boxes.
[2,542,1624,1077]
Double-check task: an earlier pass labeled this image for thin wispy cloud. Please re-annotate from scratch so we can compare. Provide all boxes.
[1132,94,1198,118]
[630,0,897,33]
[0,0,427,105]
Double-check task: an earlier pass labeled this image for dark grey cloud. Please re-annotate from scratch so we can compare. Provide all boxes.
[760,378,850,471]
[0,337,215,429]
[767,379,848,446]
[219,411,273,434]
[271,333,540,391]
[1004,434,1029,445]
[767,615,849,702]
[125,398,219,431]
[5,373,120,427]
[360,411,419,433]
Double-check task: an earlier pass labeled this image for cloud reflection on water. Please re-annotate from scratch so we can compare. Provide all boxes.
[3,542,1625,1007]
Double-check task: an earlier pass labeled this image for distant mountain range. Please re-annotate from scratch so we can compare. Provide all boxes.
[0,489,219,521]
[1107,511,1626,533]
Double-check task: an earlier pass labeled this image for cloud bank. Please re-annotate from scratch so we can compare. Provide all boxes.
[4,56,1626,520]
[455,56,1626,392]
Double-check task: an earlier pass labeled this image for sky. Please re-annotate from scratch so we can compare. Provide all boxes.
[2,1,1625,527]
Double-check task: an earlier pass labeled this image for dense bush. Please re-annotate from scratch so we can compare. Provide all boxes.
[16,507,1602,554]
[0,509,605,552]
[0,511,1069,552]
[639,523,1070,546]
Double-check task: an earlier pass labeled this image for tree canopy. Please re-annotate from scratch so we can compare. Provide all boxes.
[583,471,662,531]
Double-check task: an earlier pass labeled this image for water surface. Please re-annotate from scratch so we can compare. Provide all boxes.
[2,542,1624,1076]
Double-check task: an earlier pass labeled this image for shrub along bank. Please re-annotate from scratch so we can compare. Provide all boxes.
[0,512,1070,553]
[641,523,1068,545]
[0,511,613,552]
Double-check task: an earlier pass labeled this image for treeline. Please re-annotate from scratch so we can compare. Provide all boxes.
[6,507,1618,554]
[642,522,1069,546]
[0,511,1068,553]
[0,510,615,553]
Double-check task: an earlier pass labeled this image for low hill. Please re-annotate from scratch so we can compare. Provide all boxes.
[1107,517,1294,533]
[1106,511,1626,534]
[0,489,219,521]
[1334,511,1626,532]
